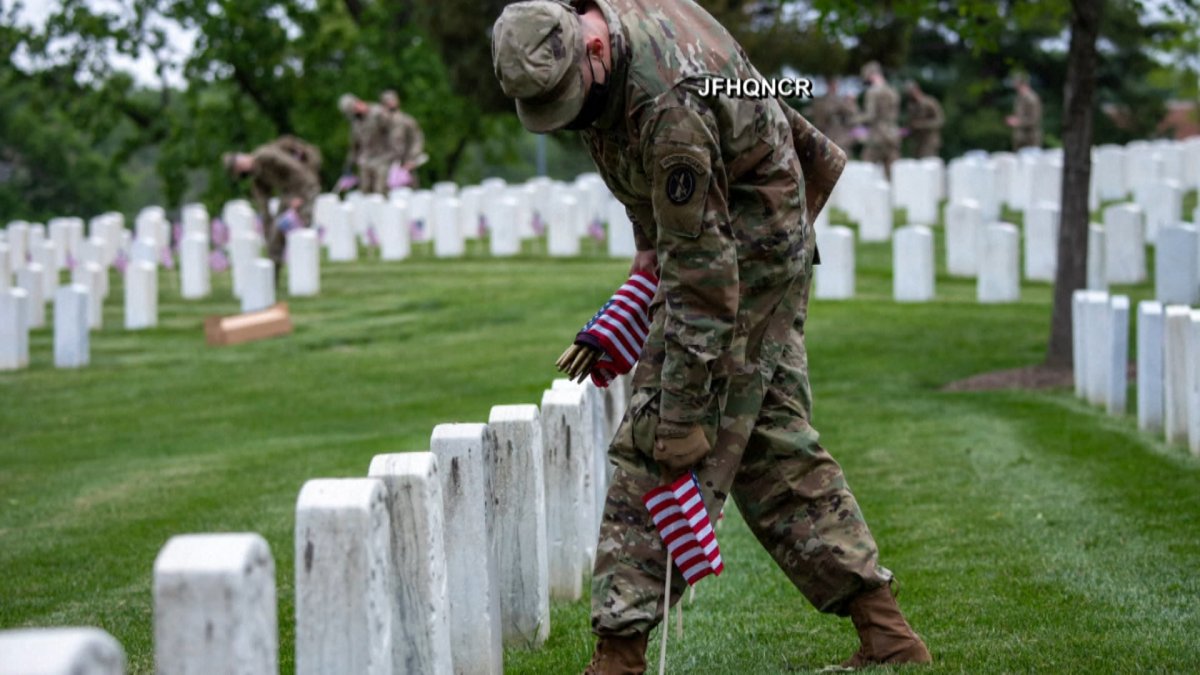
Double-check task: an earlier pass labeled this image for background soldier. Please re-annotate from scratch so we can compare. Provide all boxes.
[809,77,858,153]
[857,60,901,179]
[223,143,320,285]
[1006,72,1043,150]
[492,1,931,673]
[380,90,427,183]
[266,134,323,178]
[904,81,944,159]
[337,93,394,194]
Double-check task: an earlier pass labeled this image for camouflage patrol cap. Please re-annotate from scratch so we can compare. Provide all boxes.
[860,61,882,80]
[491,0,586,133]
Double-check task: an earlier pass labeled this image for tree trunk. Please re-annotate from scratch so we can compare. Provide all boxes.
[1045,0,1103,368]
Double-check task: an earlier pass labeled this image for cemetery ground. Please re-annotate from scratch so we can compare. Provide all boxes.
[3,201,1200,674]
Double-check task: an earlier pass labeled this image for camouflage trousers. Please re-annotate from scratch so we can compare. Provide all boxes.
[359,159,391,195]
[591,259,892,637]
[909,132,941,159]
[862,139,900,180]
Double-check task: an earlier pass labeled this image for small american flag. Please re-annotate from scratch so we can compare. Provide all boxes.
[575,271,657,388]
[643,472,724,586]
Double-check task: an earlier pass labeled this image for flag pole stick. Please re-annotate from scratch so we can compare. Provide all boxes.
[659,550,672,675]
[676,593,683,639]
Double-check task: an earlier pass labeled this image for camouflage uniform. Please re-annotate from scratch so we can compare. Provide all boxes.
[809,90,858,153]
[248,144,320,273]
[346,103,395,194]
[859,77,901,178]
[1012,87,1043,150]
[552,0,893,638]
[267,134,323,179]
[388,109,426,168]
[906,92,943,159]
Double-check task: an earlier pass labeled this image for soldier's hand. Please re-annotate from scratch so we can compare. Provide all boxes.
[555,342,603,383]
[630,249,658,277]
[654,422,711,481]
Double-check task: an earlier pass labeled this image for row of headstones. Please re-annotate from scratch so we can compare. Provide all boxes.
[810,200,1200,305]
[1072,292,1200,456]
[314,174,640,262]
[0,203,327,371]
[830,140,1199,246]
[0,373,631,675]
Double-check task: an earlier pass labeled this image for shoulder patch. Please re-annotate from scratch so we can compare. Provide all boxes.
[660,154,704,205]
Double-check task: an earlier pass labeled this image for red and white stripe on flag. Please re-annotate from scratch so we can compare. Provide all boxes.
[577,271,658,388]
[642,471,724,586]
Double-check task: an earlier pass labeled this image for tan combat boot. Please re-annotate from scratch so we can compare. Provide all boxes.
[840,585,932,669]
[582,633,649,675]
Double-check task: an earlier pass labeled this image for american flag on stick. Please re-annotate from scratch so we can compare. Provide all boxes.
[576,270,658,388]
[643,471,724,586]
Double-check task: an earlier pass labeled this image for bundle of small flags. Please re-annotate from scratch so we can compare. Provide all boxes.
[574,270,657,387]
[643,471,724,586]
[334,174,359,193]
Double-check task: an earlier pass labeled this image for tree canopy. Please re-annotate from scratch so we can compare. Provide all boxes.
[0,0,1196,221]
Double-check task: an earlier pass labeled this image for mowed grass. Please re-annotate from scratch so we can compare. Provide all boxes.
[2,206,1199,674]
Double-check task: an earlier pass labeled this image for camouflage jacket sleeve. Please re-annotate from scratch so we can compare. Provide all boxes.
[640,93,739,426]
[779,102,846,226]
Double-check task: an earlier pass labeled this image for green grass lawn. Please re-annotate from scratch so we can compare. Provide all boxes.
[2,211,1199,674]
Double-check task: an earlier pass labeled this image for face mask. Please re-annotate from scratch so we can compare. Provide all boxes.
[564,54,609,131]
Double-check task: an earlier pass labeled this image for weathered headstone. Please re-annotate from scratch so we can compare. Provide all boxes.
[182,204,210,238]
[1103,203,1146,284]
[434,197,465,258]
[287,230,320,296]
[1023,201,1059,282]
[1083,291,1111,406]
[180,234,211,300]
[1105,296,1130,415]
[1141,179,1182,243]
[814,226,855,300]
[861,180,893,242]
[1137,301,1164,433]
[607,200,637,259]
[153,533,278,675]
[367,453,455,675]
[1093,145,1127,201]
[17,265,45,329]
[459,186,484,241]
[1155,224,1199,306]
[977,223,1020,303]
[77,263,104,330]
[124,261,157,330]
[294,478,394,675]
[893,225,934,302]
[54,285,89,369]
[328,204,358,262]
[548,193,582,256]
[1164,305,1191,446]
[1072,289,1089,398]
[485,405,550,649]
[490,197,521,257]
[241,259,275,314]
[0,288,29,370]
[7,222,28,271]
[378,202,410,261]
[538,388,592,601]
[0,628,126,675]
[228,234,260,299]
[429,424,504,675]
[1189,311,1200,457]
[946,199,982,277]
[1087,224,1107,291]
[891,159,938,225]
